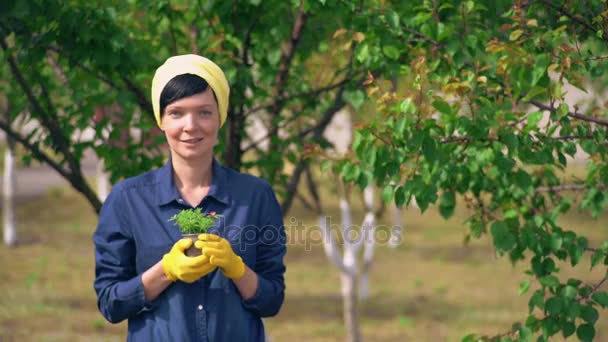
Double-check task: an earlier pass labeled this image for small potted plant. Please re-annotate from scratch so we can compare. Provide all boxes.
[169,208,221,257]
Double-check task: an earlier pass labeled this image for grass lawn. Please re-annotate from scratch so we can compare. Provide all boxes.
[0,180,607,341]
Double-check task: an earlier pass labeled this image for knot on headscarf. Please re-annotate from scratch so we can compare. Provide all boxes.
[151,54,230,127]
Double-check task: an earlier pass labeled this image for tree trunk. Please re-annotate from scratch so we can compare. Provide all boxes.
[96,159,109,202]
[3,134,17,246]
[359,186,375,300]
[388,203,402,249]
[223,108,243,170]
[339,194,363,342]
[341,270,361,342]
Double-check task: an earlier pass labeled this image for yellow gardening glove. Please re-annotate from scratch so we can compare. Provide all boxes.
[195,234,245,280]
[162,239,217,283]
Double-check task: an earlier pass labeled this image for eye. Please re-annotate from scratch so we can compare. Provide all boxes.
[199,111,212,116]
[168,111,182,117]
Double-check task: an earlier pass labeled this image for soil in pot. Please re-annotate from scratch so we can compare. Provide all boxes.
[183,233,202,257]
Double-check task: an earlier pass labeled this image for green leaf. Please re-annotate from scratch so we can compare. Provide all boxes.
[566,301,582,320]
[539,275,559,288]
[385,10,400,31]
[545,296,562,315]
[400,98,416,114]
[592,291,608,308]
[561,321,575,338]
[432,99,452,115]
[495,155,515,173]
[560,285,577,299]
[394,117,407,136]
[439,191,455,219]
[581,140,598,155]
[490,221,516,253]
[382,185,394,203]
[461,334,478,342]
[576,323,595,342]
[519,279,532,295]
[522,86,546,101]
[557,103,569,118]
[591,250,605,268]
[500,132,519,152]
[519,326,533,340]
[344,90,365,109]
[382,45,400,60]
[550,235,563,252]
[504,208,519,220]
[542,317,560,337]
[422,135,437,164]
[526,111,543,131]
[529,289,545,312]
[580,304,599,324]
[394,186,406,207]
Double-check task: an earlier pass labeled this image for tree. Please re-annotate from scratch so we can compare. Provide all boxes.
[0,0,366,215]
[1,96,17,246]
[334,1,608,340]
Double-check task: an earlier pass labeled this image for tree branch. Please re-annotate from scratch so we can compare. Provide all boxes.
[267,0,308,148]
[121,75,155,123]
[47,46,118,88]
[241,13,261,66]
[304,162,322,214]
[536,0,608,41]
[536,184,607,193]
[1,38,102,213]
[281,87,347,214]
[529,100,608,127]
[244,76,356,118]
[273,0,307,102]
[1,38,78,172]
[401,26,443,48]
[0,119,70,180]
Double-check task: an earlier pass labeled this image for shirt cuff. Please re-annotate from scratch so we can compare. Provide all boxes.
[241,275,264,311]
[116,274,158,315]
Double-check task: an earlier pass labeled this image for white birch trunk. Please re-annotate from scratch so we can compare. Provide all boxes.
[96,159,110,202]
[3,137,17,246]
[339,197,362,342]
[388,203,403,249]
[359,186,375,300]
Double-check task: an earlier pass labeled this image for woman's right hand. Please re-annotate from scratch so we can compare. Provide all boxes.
[161,239,216,283]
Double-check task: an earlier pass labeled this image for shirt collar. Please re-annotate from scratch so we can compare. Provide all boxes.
[155,157,231,206]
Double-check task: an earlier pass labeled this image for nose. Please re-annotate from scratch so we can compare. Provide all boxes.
[183,113,198,132]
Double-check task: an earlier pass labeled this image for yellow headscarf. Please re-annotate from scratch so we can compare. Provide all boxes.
[151,54,230,127]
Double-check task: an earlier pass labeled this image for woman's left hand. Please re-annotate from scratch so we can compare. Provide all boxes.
[195,234,245,280]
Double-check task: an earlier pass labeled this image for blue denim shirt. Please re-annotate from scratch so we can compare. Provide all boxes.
[93,158,286,341]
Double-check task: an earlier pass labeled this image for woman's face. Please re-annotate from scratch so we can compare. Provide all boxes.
[160,88,220,162]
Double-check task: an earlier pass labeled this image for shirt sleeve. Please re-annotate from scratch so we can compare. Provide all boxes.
[242,182,287,317]
[93,185,154,323]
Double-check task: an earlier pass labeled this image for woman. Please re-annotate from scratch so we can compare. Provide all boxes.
[93,54,286,341]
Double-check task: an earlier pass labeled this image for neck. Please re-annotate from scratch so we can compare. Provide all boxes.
[171,155,213,190]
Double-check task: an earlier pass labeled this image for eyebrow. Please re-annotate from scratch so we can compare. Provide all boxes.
[166,104,215,111]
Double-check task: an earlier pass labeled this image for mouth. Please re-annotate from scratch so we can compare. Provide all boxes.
[181,138,203,144]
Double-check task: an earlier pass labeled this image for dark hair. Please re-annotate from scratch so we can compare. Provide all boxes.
[159,74,217,117]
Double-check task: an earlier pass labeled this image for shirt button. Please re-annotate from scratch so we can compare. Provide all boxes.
[198,305,203,310]
[177,198,184,204]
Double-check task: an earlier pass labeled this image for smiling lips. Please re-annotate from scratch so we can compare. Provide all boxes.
[181,138,203,144]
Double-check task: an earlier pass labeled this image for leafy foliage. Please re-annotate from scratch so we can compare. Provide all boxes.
[0,0,367,214]
[169,208,220,234]
[330,0,608,340]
